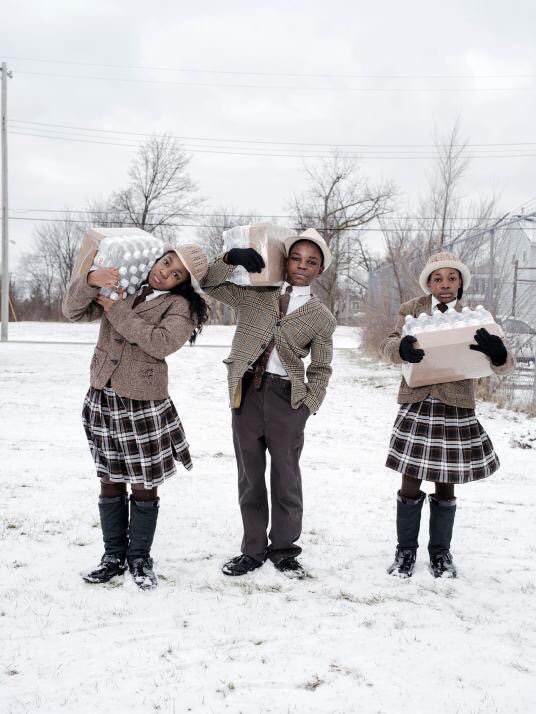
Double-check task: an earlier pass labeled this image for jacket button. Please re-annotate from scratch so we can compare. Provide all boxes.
[260,343,267,349]
[110,358,119,365]
[275,320,281,327]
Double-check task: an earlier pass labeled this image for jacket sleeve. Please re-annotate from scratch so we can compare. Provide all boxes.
[62,272,103,322]
[200,257,242,308]
[303,315,336,414]
[490,339,516,376]
[105,297,195,360]
[379,302,411,365]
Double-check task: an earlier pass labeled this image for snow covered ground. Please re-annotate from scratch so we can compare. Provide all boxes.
[1,324,535,714]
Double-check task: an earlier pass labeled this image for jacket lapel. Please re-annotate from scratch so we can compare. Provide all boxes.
[134,294,169,313]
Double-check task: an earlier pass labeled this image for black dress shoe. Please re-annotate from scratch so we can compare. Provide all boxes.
[274,557,306,579]
[83,555,127,584]
[222,554,263,576]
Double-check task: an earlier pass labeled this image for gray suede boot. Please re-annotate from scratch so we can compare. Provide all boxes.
[428,495,457,578]
[83,494,129,584]
[127,497,159,590]
[387,490,426,578]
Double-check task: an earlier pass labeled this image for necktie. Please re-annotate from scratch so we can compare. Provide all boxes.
[132,284,154,308]
[253,285,293,389]
[435,303,448,313]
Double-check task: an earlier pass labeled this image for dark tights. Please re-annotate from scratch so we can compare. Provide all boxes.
[400,475,455,501]
[100,480,158,501]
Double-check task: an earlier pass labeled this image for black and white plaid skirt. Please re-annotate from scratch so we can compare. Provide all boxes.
[82,386,193,488]
[386,397,499,484]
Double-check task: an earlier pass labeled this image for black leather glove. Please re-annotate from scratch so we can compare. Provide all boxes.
[226,248,265,273]
[469,328,507,366]
[399,335,425,363]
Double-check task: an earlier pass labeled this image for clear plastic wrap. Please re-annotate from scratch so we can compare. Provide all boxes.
[401,305,505,387]
[222,223,296,287]
[69,227,164,300]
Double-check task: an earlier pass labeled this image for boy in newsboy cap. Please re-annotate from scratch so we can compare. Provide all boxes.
[202,229,336,579]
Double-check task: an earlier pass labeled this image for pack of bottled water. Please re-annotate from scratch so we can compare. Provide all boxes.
[402,305,495,337]
[92,234,165,300]
[400,305,504,387]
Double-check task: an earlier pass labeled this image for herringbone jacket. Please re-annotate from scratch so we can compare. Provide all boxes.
[379,295,515,408]
[201,258,336,412]
[62,272,194,400]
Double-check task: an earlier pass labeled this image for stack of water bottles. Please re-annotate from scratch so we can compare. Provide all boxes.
[401,305,505,387]
[92,234,165,300]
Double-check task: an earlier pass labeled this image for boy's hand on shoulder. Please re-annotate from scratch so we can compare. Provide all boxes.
[399,335,425,363]
[469,328,507,366]
[226,248,265,273]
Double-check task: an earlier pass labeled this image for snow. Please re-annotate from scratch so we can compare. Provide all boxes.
[1,325,535,713]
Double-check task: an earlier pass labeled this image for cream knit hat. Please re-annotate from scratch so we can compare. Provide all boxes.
[283,228,333,270]
[419,251,471,294]
[163,242,209,294]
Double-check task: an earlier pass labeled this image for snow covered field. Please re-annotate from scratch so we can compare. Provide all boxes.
[1,324,535,714]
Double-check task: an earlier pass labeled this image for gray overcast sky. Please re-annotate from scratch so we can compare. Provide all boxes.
[2,0,536,266]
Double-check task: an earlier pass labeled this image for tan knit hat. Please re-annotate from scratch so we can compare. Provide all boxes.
[419,251,471,294]
[163,242,208,294]
[283,228,332,270]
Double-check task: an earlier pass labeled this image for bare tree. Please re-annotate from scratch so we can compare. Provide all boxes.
[108,135,201,239]
[290,153,395,315]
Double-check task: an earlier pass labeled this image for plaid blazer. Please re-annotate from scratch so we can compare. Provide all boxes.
[201,258,336,413]
[379,295,515,408]
[62,272,194,400]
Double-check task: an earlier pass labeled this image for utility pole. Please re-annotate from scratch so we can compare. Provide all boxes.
[512,258,518,316]
[487,227,495,315]
[1,62,12,342]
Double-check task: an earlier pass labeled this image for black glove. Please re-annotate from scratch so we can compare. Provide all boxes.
[469,328,507,366]
[226,248,265,273]
[399,335,425,363]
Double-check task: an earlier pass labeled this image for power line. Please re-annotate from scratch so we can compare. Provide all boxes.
[13,70,536,93]
[10,129,536,160]
[5,56,536,81]
[10,119,536,149]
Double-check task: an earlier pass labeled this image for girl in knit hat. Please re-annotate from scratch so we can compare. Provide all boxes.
[63,243,209,589]
[379,252,514,578]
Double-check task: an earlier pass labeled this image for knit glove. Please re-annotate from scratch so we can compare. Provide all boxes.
[469,328,507,366]
[226,248,265,273]
[399,335,425,363]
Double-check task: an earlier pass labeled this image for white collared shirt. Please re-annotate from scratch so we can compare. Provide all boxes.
[145,288,169,302]
[266,281,312,377]
[431,295,457,312]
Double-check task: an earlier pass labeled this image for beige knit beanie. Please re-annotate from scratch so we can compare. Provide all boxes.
[419,251,471,294]
[163,243,209,294]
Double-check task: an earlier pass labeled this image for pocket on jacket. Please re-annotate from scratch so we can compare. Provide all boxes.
[129,360,167,388]
[90,347,107,379]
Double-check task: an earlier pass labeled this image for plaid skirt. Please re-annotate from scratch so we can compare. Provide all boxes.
[82,386,193,488]
[386,397,499,484]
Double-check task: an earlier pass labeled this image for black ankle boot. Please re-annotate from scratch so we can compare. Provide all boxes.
[428,495,457,578]
[387,490,425,578]
[83,494,128,584]
[127,497,159,590]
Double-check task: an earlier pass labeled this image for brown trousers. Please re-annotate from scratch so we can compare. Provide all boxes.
[232,373,309,563]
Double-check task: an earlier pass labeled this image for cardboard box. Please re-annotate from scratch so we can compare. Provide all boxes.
[401,320,505,388]
[223,223,296,287]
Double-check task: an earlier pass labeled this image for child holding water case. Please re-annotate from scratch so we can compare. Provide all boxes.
[379,252,514,579]
[63,243,209,589]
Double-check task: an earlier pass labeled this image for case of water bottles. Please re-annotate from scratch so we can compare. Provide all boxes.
[222,223,296,287]
[69,227,165,300]
[400,305,506,387]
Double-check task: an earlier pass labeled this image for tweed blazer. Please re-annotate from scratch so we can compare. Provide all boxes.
[62,272,195,400]
[201,258,336,413]
[379,295,515,409]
